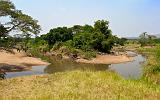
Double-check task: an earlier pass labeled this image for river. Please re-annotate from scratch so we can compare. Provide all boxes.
[4,52,146,79]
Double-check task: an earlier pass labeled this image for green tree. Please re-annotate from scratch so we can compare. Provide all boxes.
[0,0,41,38]
[148,35,157,45]
[71,25,83,34]
[43,27,73,49]
[71,20,116,53]
[115,37,127,46]
[42,20,117,53]
[73,32,92,51]
[94,20,111,38]
[93,20,115,52]
[82,25,94,33]
[139,32,148,47]
[0,25,8,37]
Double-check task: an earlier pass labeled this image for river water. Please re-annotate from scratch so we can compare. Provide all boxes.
[5,52,146,79]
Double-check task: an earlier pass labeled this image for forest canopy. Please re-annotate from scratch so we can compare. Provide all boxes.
[39,20,121,53]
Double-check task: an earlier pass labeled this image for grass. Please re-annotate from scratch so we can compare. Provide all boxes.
[138,45,160,84]
[0,71,160,100]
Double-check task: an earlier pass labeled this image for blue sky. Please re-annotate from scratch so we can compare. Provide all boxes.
[12,0,160,37]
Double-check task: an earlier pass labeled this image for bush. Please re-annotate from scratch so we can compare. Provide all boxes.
[52,42,63,51]
[83,51,96,59]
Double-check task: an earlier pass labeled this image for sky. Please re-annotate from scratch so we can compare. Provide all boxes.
[11,0,160,37]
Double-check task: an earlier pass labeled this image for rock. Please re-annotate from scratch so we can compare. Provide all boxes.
[57,54,63,59]
[77,56,81,59]
[51,53,56,56]
[69,54,78,60]
[126,51,137,57]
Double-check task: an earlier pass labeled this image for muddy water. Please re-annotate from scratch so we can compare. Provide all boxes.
[4,52,145,79]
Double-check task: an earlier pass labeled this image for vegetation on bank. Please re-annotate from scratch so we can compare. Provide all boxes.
[139,32,157,47]
[28,20,126,60]
[138,45,160,84]
[122,39,160,84]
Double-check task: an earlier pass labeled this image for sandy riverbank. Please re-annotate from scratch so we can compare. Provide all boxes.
[0,49,134,70]
[76,54,134,64]
[0,50,49,68]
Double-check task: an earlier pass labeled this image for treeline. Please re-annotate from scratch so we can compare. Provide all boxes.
[41,20,116,53]
[29,20,126,58]
[139,32,158,47]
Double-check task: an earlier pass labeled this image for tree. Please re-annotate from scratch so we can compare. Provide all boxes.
[0,0,15,17]
[148,35,157,45]
[94,20,111,38]
[71,25,83,34]
[0,25,8,37]
[42,20,117,53]
[43,27,73,49]
[139,32,148,47]
[115,37,127,46]
[82,25,94,33]
[72,32,92,51]
[0,0,41,38]
[71,20,116,53]
[93,20,115,52]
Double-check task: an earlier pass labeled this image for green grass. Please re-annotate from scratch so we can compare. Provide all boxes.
[138,45,160,84]
[0,71,160,100]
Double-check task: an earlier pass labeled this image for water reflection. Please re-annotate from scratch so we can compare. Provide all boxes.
[44,54,145,79]
[109,55,146,79]
[0,64,28,79]
[44,58,109,74]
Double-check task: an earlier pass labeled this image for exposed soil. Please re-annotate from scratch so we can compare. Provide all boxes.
[0,50,49,72]
[76,54,134,64]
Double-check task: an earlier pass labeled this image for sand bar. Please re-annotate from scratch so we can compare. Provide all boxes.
[76,54,134,64]
[0,50,49,68]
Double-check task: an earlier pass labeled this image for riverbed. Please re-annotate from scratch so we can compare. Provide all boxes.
[3,52,146,79]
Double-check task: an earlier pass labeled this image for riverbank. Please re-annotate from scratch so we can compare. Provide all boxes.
[0,50,49,72]
[1,50,133,65]
[76,54,133,64]
[48,50,134,65]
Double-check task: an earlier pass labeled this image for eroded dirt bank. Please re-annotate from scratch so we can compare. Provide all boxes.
[0,50,49,72]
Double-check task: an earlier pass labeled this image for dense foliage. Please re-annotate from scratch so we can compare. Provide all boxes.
[42,27,73,49]
[40,20,120,54]
[139,32,157,47]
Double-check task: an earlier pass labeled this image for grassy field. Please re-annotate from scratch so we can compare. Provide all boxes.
[0,71,160,100]
[1,45,160,100]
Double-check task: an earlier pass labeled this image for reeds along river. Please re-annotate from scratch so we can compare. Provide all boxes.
[3,52,145,79]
